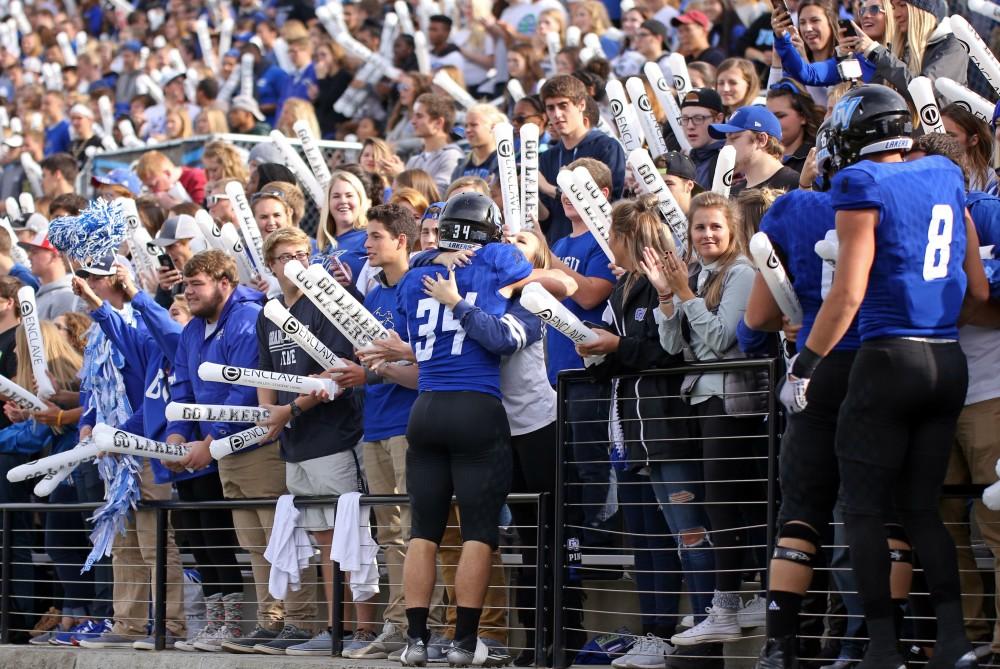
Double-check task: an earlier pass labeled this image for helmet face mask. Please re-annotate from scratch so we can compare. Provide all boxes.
[828,84,913,171]
[436,193,504,251]
[815,120,835,192]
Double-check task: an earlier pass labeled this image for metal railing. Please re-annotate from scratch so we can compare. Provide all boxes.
[0,492,548,660]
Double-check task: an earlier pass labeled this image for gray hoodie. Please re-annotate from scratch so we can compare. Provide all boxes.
[405,142,465,195]
[37,275,81,320]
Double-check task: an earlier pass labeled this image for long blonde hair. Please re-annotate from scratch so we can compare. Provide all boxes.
[611,194,677,297]
[17,321,83,432]
[686,192,747,311]
[462,0,493,51]
[276,97,321,140]
[893,3,936,74]
[317,170,371,249]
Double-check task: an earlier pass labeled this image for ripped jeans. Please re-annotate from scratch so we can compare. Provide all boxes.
[649,459,716,623]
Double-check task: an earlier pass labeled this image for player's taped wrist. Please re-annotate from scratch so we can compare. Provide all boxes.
[791,346,822,379]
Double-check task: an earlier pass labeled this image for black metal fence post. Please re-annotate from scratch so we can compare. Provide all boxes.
[332,560,344,655]
[552,375,568,669]
[533,492,548,668]
[1,508,10,645]
[765,360,779,557]
[154,507,168,650]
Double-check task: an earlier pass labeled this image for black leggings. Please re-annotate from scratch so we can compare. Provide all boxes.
[696,395,768,593]
[406,391,512,549]
[836,338,967,644]
[174,470,244,597]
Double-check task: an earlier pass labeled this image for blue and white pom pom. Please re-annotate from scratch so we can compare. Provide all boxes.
[47,198,129,264]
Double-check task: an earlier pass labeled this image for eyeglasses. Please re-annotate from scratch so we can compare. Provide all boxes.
[274,252,311,264]
[857,4,885,16]
[679,114,714,126]
[206,194,225,206]
[251,189,287,203]
[513,114,542,124]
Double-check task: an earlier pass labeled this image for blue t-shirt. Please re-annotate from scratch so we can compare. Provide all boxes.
[317,228,369,282]
[276,63,317,119]
[760,189,860,351]
[44,120,70,157]
[967,191,1000,298]
[547,232,616,385]
[363,279,418,440]
[830,155,967,340]
[397,243,533,398]
[256,65,289,126]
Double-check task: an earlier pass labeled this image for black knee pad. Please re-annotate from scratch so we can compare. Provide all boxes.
[777,522,822,549]
[772,545,817,567]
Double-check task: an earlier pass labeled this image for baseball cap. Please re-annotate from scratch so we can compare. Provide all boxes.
[11,213,48,235]
[158,68,186,88]
[230,95,265,122]
[68,103,93,119]
[660,151,702,189]
[77,252,132,278]
[640,19,669,46]
[905,0,946,22]
[152,214,199,246]
[680,88,724,113]
[248,142,284,166]
[709,106,783,140]
[92,168,142,195]
[121,40,142,54]
[17,231,56,252]
[671,10,711,31]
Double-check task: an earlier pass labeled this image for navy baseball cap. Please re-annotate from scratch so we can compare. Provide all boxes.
[709,106,783,140]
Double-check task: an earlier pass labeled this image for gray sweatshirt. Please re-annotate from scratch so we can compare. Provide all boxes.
[405,142,465,195]
[37,275,82,320]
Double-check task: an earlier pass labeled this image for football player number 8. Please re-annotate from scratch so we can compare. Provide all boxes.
[922,204,953,281]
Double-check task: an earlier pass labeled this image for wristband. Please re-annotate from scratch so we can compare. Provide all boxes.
[56,410,63,426]
[791,345,822,379]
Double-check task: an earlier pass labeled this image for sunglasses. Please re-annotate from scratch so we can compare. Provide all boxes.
[206,193,225,206]
[251,189,287,203]
[856,4,885,15]
[770,79,806,95]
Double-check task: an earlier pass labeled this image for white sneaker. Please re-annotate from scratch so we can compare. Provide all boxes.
[612,634,675,669]
[678,615,694,629]
[670,607,741,646]
[738,595,766,629]
[346,621,407,659]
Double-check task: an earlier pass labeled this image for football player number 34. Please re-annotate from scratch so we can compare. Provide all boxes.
[923,204,953,281]
[414,293,479,361]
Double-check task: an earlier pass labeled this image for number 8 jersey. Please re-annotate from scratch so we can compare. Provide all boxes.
[397,243,533,398]
[831,154,968,340]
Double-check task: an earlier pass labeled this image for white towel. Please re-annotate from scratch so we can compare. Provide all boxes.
[330,491,380,602]
[264,495,313,600]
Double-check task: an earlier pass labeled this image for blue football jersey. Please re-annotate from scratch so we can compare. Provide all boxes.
[397,242,533,398]
[760,189,860,351]
[830,155,967,340]
[363,280,418,441]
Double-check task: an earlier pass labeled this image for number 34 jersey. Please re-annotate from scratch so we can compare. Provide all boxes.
[397,243,533,398]
[831,155,967,341]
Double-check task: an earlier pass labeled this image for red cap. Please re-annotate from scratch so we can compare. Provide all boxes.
[671,10,711,31]
[17,231,56,252]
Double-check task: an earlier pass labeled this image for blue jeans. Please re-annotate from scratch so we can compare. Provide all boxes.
[617,467,681,635]
[649,459,716,622]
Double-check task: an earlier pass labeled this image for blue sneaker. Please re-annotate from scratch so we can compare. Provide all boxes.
[72,619,112,646]
[51,620,93,646]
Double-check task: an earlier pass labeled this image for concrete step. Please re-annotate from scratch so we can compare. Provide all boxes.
[0,646,403,669]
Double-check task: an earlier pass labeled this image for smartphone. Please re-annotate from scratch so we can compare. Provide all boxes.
[839,18,858,37]
[770,0,789,13]
[157,252,175,271]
